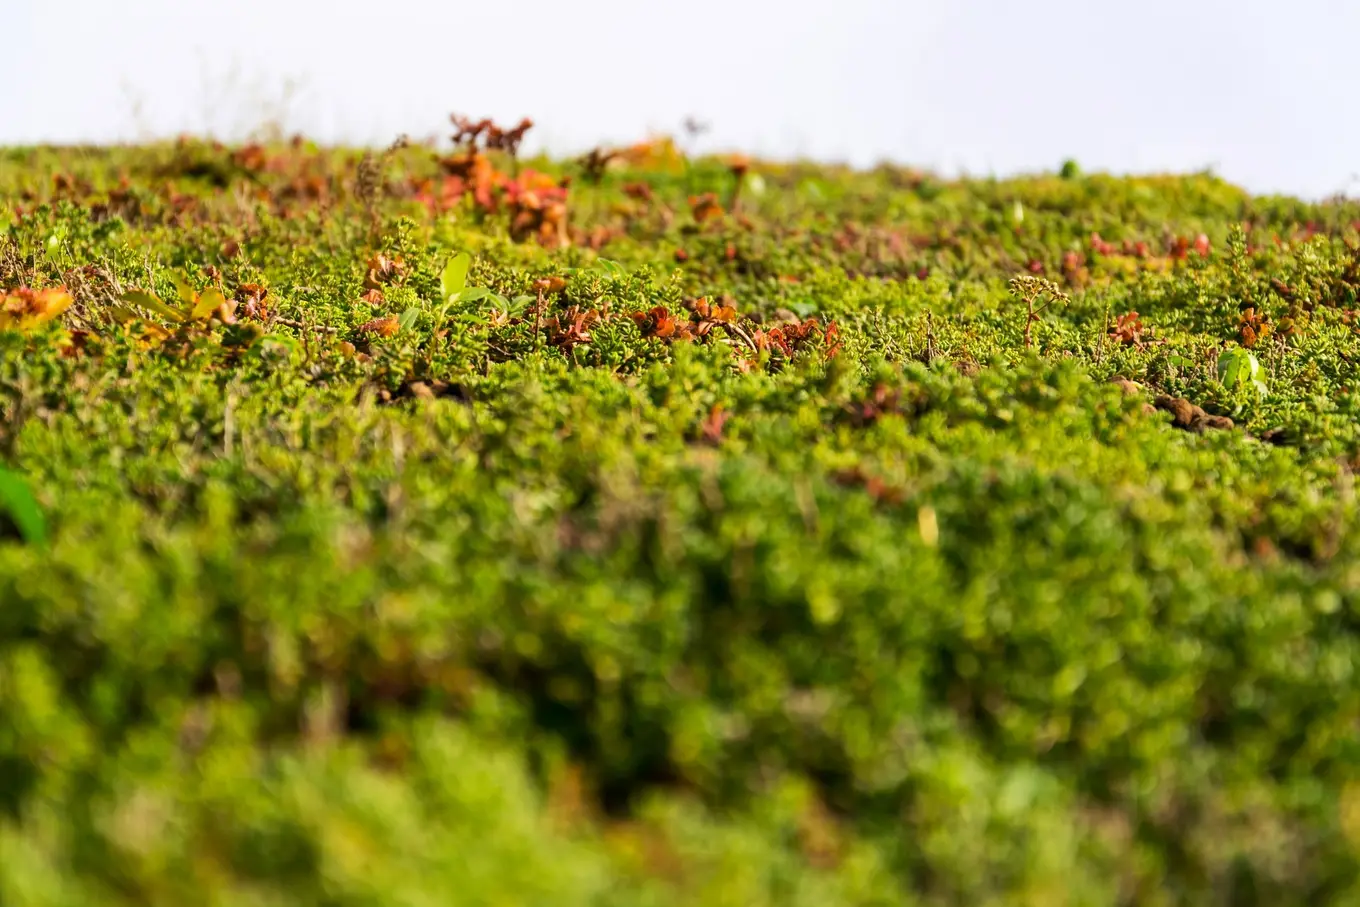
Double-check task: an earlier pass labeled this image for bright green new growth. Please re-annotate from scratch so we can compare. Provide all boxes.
[442,250,472,303]
[1217,346,1269,398]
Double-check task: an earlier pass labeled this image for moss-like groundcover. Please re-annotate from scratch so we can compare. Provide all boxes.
[4,118,1360,905]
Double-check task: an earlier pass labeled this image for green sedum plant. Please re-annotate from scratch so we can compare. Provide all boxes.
[1,125,1360,906]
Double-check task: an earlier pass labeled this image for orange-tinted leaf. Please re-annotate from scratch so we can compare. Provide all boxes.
[689,193,723,224]
[0,287,73,331]
[358,317,400,338]
[192,287,227,321]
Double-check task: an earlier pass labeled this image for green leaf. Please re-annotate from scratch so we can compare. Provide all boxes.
[454,287,493,304]
[191,287,227,321]
[122,290,185,323]
[441,252,471,303]
[0,467,48,547]
[398,306,422,332]
[169,272,198,306]
[499,294,534,318]
[1217,348,1267,397]
[597,259,626,278]
[106,303,139,324]
[1218,348,1246,385]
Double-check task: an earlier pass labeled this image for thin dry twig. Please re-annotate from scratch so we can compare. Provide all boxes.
[274,317,339,334]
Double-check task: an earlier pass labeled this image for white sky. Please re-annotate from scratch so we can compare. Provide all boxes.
[2,0,1356,199]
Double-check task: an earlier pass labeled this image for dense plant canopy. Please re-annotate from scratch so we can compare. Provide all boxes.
[3,121,1360,905]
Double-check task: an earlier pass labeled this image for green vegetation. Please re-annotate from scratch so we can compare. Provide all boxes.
[3,119,1360,905]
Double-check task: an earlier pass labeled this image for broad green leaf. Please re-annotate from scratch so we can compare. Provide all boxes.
[597,259,626,278]
[441,252,471,302]
[0,467,47,547]
[122,290,185,323]
[398,307,422,331]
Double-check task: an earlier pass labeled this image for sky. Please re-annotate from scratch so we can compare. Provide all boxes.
[2,0,1356,200]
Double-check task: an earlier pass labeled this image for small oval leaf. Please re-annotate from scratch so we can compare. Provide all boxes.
[0,467,47,547]
[441,252,471,302]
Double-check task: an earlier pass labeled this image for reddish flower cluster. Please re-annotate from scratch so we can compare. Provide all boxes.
[234,283,269,321]
[408,116,571,245]
[1090,233,1151,258]
[364,253,407,291]
[1109,311,1145,347]
[750,317,841,361]
[545,306,598,353]
[632,296,738,343]
[417,152,570,246]
[504,170,570,246]
[688,193,724,224]
[449,115,534,158]
[1238,307,1272,348]
[1169,233,1212,260]
[632,305,686,340]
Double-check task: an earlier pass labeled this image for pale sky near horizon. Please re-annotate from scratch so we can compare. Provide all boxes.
[2,0,1356,200]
